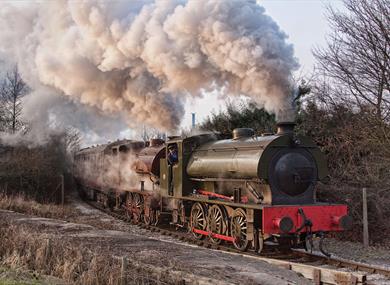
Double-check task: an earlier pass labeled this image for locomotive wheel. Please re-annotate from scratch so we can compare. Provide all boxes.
[125,193,134,220]
[98,192,109,208]
[154,210,161,226]
[115,193,121,210]
[231,208,249,251]
[190,202,207,240]
[173,202,186,227]
[207,205,227,244]
[132,193,144,223]
[144,209,157,226]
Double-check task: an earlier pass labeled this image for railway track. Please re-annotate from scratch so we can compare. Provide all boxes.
[84,199,390,285]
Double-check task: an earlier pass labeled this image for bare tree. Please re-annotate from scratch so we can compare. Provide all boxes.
[64,127,81,154]
[0,104,7,132]
[313,0,390,120]
[0,66,29,133]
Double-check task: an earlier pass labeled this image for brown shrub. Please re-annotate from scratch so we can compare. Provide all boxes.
[0,193,73,219]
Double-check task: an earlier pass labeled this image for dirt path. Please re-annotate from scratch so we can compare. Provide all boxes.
[0,201,312,285]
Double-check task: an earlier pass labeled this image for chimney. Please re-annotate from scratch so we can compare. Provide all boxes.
[276,122,295,135]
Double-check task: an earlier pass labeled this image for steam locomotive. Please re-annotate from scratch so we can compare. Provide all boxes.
[73,122,352,253]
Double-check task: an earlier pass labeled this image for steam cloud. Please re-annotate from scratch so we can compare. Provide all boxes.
[0,0,298,132]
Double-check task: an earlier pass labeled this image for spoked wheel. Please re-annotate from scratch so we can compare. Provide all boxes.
[190,202,207,240]
[144,209,157,226]
[207,205,227,244]
[154,210,160,226]
[132,193,144,223]
[125,193,133,220]
[173,202,186,227]
[231,208,249,251]
[115,193,122,209]
[98,193,109,208]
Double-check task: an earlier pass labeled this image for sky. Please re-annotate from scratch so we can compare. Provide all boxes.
[180,0,345,129]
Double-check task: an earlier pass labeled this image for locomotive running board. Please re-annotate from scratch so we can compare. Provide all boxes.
[192,228,236,242]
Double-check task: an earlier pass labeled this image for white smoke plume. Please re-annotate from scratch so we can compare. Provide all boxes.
[0,0,298,132]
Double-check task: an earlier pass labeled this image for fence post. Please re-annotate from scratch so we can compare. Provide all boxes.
[362,188,369,248]
[61,174,64,206]
[120,256,127,285]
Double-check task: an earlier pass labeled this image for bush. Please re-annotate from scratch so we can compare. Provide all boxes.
[200,100,276,136]
[297,102,390,244]
[297,102,390,186]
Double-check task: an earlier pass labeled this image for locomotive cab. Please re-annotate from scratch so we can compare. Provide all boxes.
[160,134,216,198]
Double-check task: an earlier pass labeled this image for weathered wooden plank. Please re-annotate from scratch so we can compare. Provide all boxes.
[252,256,366,284]
[313,269,321,285]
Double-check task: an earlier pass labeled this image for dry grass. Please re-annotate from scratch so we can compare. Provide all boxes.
[0,194,176,284]
[0,193,74,219]
[0,266,66,285]
[0,222,173,285]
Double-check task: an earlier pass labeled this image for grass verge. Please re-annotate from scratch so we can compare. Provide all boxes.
[0,219,176,285]
[0,193,73,220]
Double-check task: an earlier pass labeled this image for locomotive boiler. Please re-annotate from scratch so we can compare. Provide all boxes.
[186,123,325,205]
[74,122,352,253]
